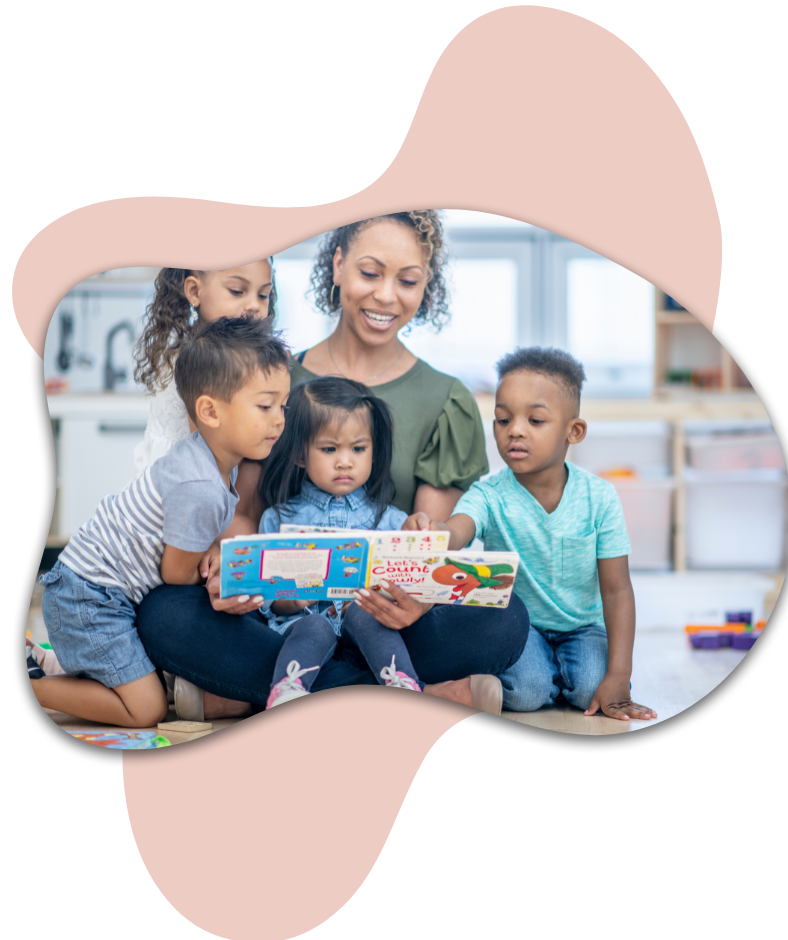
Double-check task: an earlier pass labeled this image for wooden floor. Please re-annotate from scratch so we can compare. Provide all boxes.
[40,629,748,744]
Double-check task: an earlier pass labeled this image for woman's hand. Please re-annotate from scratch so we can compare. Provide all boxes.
[353,580,433,630]
[205,570,265,615]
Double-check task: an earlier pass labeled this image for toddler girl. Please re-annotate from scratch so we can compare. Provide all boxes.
[132,261,276,474]
[259,376,423,707]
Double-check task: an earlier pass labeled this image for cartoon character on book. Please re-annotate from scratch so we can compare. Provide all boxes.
[432,559,515,603]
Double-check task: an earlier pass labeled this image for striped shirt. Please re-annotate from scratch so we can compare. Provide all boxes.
[60,433,239,604]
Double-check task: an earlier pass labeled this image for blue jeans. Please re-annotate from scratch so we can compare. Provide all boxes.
[39,561,155,688]
[500,623,608,712]
[135,585,530,707]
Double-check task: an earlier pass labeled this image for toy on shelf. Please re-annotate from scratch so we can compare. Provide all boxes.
[684,613,765,650]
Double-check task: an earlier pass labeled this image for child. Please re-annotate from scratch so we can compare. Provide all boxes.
[31,315,290,727]
[25,264,278,685]
[132,261,276,474]
[406,347,657,722]
[259,376,425,707]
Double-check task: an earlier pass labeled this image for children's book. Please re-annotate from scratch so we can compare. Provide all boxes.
[219,530,519,608]
[65,730,171,749]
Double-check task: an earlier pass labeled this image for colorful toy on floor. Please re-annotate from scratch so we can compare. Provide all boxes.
[66,730,171,749]
[685,612,764,649]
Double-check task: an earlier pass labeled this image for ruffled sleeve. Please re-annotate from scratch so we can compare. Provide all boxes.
[414,379,489,492]
[132,379,190,478]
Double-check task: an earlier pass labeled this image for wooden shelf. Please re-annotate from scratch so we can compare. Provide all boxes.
[655,311,698,326]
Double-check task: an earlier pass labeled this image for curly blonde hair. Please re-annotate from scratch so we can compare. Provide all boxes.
[133,265,277,392]
[308,211,450,330]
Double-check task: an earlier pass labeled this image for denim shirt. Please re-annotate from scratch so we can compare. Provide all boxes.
[259,481,407,635]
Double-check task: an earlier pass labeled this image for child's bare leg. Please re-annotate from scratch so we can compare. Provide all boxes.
[31,672,168,727]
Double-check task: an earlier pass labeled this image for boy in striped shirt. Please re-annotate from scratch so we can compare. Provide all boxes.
[31,315,290,727]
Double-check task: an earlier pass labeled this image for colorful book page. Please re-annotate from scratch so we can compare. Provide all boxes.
[66,730,171,749]
[367,551,520,607]
[220,534,371,601]
[370,531,450,554]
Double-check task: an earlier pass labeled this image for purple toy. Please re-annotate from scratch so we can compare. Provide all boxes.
[732,632,760,650]
[690,633,734,649]
[726,611,753,625]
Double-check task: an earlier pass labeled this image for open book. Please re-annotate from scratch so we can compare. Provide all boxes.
[219,527,519,607]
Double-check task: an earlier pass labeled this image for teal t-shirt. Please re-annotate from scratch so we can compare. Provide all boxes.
[454,462,631,632]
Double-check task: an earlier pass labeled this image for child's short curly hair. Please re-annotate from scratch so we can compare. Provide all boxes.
[308,211,450,330]
[496,347,587,410]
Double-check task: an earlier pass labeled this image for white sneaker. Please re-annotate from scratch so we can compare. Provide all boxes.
[380,655,421,691]
[266,661,319,709]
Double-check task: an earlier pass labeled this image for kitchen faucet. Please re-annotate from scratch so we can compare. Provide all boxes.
[104,321,135,391]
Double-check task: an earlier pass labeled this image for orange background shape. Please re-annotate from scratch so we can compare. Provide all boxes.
[14,7,722,938]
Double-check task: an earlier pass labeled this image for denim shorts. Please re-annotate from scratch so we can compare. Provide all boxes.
[39,561,155,688]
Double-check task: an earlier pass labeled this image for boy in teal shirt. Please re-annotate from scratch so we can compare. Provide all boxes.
[406,347,657,721]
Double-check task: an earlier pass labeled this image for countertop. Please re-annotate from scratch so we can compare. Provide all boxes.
[46,393,151,419]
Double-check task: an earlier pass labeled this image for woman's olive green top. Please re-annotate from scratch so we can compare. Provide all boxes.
[290,356,489,514]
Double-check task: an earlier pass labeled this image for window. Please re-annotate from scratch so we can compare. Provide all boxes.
[273,214,657,398]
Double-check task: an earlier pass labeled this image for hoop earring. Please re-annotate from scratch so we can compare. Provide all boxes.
[189,304,199,326]
[330,284,339,308]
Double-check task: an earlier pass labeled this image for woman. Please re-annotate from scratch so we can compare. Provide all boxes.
[136,212,529,716]
[291,210,488,519]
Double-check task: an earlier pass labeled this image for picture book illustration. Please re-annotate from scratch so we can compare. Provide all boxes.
[220,530,519,607]
[66,730,171,749]
[368,552,520,606]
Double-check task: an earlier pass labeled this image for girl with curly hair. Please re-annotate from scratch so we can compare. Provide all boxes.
[131,261,276,475]
[290,211,488,519]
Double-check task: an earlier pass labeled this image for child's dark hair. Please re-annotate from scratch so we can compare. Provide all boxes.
[261,376,396,528]
[133,264,277,392]
[496,347,587,411]
[175,314,290,422]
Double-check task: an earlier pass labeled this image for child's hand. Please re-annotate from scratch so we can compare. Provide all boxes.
[402,512,443,532]
[584,677,658,721]
[199,542,222,581]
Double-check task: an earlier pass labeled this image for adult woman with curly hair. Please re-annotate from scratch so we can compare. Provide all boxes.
[289,211,488,517]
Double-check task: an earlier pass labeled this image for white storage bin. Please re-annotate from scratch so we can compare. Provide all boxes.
[686,431,785,472]
[684,468,787,569]
[569,421,672,478]
[685,419,785,472]
[610,478,676,570]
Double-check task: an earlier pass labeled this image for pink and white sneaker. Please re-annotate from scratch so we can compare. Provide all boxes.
[379,655,422,691]
[266,660,320,709]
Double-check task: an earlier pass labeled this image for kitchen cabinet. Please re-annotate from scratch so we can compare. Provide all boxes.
[47,395,150,540]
